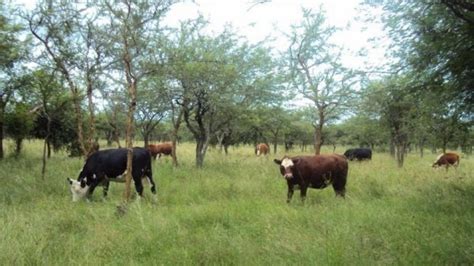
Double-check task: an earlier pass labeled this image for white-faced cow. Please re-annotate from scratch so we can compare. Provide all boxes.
[67,147,156,202]
[256,143,269,156]
[274,154,348,203]
[432,152,460,170]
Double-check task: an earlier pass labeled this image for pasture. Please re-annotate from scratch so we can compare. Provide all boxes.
[1,141,473,265]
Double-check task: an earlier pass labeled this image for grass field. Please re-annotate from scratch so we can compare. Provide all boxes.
[1,140,473,265]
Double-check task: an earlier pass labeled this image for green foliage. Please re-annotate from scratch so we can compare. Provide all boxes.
[4,103,34,154]
[363,0,474,113]
[0,2,23,72]
[5,103,33,138]
[0,141,473,264]
[285,7,358,154]
[166,18,282,166]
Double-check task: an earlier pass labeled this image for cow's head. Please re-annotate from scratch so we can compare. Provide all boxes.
[274,157,300,179]
[67,178,89,202]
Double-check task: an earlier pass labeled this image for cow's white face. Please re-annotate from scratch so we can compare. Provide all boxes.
[67,178,89,202]
[274,157,299,179]
[280,158,295,178]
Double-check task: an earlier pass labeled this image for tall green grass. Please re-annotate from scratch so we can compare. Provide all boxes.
[1,140,473,264]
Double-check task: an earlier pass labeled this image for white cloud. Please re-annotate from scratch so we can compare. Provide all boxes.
[163,0,388,70]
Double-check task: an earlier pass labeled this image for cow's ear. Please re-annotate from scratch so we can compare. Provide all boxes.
[273,159,282,165]
[67,178,73,185]
[292,158,300,165]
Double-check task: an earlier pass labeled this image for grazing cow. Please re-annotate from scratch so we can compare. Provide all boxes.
[274,154,348,203]
[432,152,460,170]
[67,147,156,202]
[148,142,172,160]
[256,143,269,156]
[344,148,372,161]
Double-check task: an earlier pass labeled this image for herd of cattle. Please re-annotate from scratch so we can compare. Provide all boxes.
[67,142,461,203]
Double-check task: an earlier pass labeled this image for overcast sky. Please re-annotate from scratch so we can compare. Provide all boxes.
[162,0,387,70]
[16,0,387,70]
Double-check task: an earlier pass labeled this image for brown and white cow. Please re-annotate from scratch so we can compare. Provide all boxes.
[432,152,460,170]
[148,142,172,160]
[274,154,348,203]
[256,143,269,156]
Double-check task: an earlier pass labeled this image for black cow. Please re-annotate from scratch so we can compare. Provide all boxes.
[274,154,348,203]
[344,148,372,161]
[67,147,156,201]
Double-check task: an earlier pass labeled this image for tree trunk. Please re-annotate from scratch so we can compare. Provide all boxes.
[0,102,4,159]
[170,103,183,167]
[106,131,113,146]
[111,109,122,148]
[217,133,224,153]
[41,139,47,180]
[273,139,278,155]
[114,130,122,148]
[224,144,229,155]
[396,143,407,168]
[123,80,137,202]
[123,37,138,201]
[195,132,210,168]
[314,109,324,155]
[389,139,396,157]
[86,81,96,156]
[71,87,88,157]
[41,116,52,179]
[195,137,209,168]
[45,139,50,158]
[15,138,22,156]
[143,130,150,148]
[314,125,323,155]
[0,120,3,159]
[419,139,425,158]
[442,138,448,154]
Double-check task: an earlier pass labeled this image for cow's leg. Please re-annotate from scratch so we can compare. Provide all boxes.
[332,180,346,198]
[145,168,157,195]
[102,179,110,198]
[334,187,346,198]
[287,184,294,203]
[131,172,145,197]
[300,186,308,203]
[87,183,99,201]
[148,178,156,194]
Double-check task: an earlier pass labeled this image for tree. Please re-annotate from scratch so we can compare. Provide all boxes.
[258,106,291,154]
[98,89,127,148]
[363,0,473,115]
[102,0,175,200]
[28,69,71,177]
[5,103,34,156]
[168,19,279,167]
[361,76,421,167]
[286,8,357,155]
[26,1,106,157]
[0,1,26,159]
[341,115,389,150]
[136,77,169,148]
